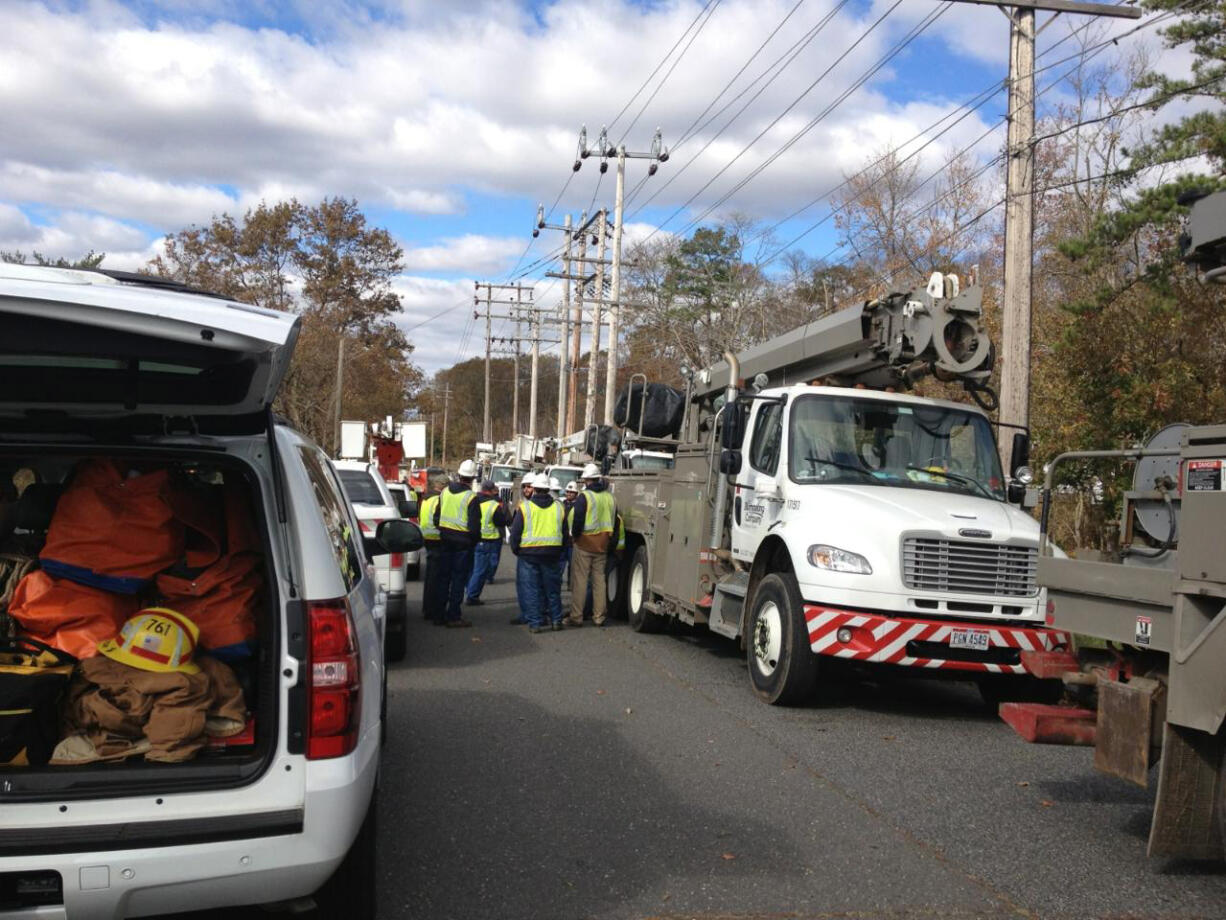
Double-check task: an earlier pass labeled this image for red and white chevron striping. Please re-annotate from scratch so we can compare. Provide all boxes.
[803,605,1071,675]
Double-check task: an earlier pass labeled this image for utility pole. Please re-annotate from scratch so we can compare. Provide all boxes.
[569,213,587,435]
[511,310,521,437]
[558,214,572,437]
[428,412,434,462]
[585,210,608,429]
[536,209,575,437]
[332,335,345,455]
[576,126,669,425]
[475,280,538,444]
[474,281,492,446]
[528,306,541,441]
[945,0,1139,469]
[440,386,451,467]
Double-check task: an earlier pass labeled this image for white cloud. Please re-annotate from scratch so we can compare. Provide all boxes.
[402,234,524,274]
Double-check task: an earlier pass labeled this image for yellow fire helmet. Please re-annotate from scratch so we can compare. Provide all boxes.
[98,608,201,675]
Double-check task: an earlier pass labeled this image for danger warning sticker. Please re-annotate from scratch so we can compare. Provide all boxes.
[1135,615,1152,647]
[1185,459,1226,492]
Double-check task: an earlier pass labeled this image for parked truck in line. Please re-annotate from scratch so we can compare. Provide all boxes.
[601,272,1071,705]
[1000,189,1226,864]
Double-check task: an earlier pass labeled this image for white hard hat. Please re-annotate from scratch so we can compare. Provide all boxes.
[457,459,478,478]
[532,473,551,489]
[581,462,601,480]
[565,480,578,493]
[549,477,561,491]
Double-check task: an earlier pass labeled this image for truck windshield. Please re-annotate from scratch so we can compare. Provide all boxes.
[788,395,1005,500]
[490,466,518,484]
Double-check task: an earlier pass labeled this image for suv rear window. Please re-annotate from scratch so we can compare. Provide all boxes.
[337,469,384,505]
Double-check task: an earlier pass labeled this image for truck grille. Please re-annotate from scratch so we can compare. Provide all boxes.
[902,538,1038,597]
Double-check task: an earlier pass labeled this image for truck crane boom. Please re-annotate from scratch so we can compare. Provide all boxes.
[695,274,993,400]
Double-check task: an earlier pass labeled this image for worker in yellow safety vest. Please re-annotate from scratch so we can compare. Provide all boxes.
[431,459,482,627]
[565,463,621,628]
[465,480,509,606]
[418,475,446,622]
[509,473,569,633]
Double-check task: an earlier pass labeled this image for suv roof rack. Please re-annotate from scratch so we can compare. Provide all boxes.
[90,268,232,301]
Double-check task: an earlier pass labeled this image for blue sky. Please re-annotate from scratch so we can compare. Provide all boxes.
[0,0,1172,372]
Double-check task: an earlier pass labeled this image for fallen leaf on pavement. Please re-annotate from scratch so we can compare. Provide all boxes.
[882,735,896,741]
[470,637,482,643]
[596,689,607,695]
[721,852,736,860]
[1016,781,1029,787]
[1040,799,1054,807]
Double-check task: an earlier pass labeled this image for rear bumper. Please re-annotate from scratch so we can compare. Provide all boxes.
[803,605,1070,676]
[0,749,378,919]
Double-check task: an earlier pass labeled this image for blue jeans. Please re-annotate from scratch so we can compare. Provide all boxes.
[466,541,500,600]
[516,556,563,627]
[423,545,445,620]
[435,544,474,622]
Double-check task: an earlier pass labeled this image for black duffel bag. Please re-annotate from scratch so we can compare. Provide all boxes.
[613,382,685,438]
[0,637,77,766]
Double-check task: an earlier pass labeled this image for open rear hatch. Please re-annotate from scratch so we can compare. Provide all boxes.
[0,266,298,799]
[0,263,299,435]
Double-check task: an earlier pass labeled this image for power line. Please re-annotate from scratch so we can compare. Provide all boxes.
[625,0,854,215]
[672,0,809,149]
[618,0,724,145]
[658,0,952,246]
[607,0,720,137]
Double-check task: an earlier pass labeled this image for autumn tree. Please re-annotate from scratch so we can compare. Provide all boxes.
[149,198,422,449]
[1,250,106,268]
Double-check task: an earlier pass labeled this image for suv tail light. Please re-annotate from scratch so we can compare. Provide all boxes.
[389,552,404,567]
[306,599,361,760]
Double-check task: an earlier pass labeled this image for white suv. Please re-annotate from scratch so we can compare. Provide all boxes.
[332,461,410,662]
[0,263,420,918]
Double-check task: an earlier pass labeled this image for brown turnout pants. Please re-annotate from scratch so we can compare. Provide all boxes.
[569,547,607,624]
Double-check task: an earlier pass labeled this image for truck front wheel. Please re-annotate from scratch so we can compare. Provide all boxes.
[626,544,664,633]
[748,573,817,706]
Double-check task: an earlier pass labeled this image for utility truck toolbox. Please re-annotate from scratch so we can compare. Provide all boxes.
[603,272,1069,706]
[0,263,421,917]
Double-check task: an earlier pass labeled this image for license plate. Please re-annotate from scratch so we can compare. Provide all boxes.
[949,629,990,651]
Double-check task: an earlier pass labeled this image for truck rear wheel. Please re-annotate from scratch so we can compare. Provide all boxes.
[748,574,817,706]
[626,544,663,633]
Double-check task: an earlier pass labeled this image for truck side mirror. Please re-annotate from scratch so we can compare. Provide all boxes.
[720,449,742,476]
[721,403,745,449]
[1007,480,1026,504]
[1010,431,1030,477]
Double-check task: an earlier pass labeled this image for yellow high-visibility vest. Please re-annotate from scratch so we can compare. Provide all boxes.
[439,488,476,533]
[478,498,500,540]
[419,494,441,542]
[520,500,564,548]
[581,490,616,536]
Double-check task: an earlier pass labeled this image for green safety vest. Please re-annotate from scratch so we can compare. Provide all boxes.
[519,500,564,549]
[419,494,441,542]
[439,488,476,533]
[581,490,616,536]
[478,497,500,541]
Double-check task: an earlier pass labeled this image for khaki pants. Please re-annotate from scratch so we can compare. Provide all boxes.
[569,547,607,624]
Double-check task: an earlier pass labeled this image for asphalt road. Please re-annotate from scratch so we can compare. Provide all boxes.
[189,553,1226,919]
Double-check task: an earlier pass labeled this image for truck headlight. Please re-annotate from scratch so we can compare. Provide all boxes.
[807,544,872,574]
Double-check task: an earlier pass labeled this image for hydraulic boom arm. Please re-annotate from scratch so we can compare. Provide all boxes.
[695,273,993,400]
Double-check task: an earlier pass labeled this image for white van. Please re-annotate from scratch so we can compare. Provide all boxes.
[0,263,420,918]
